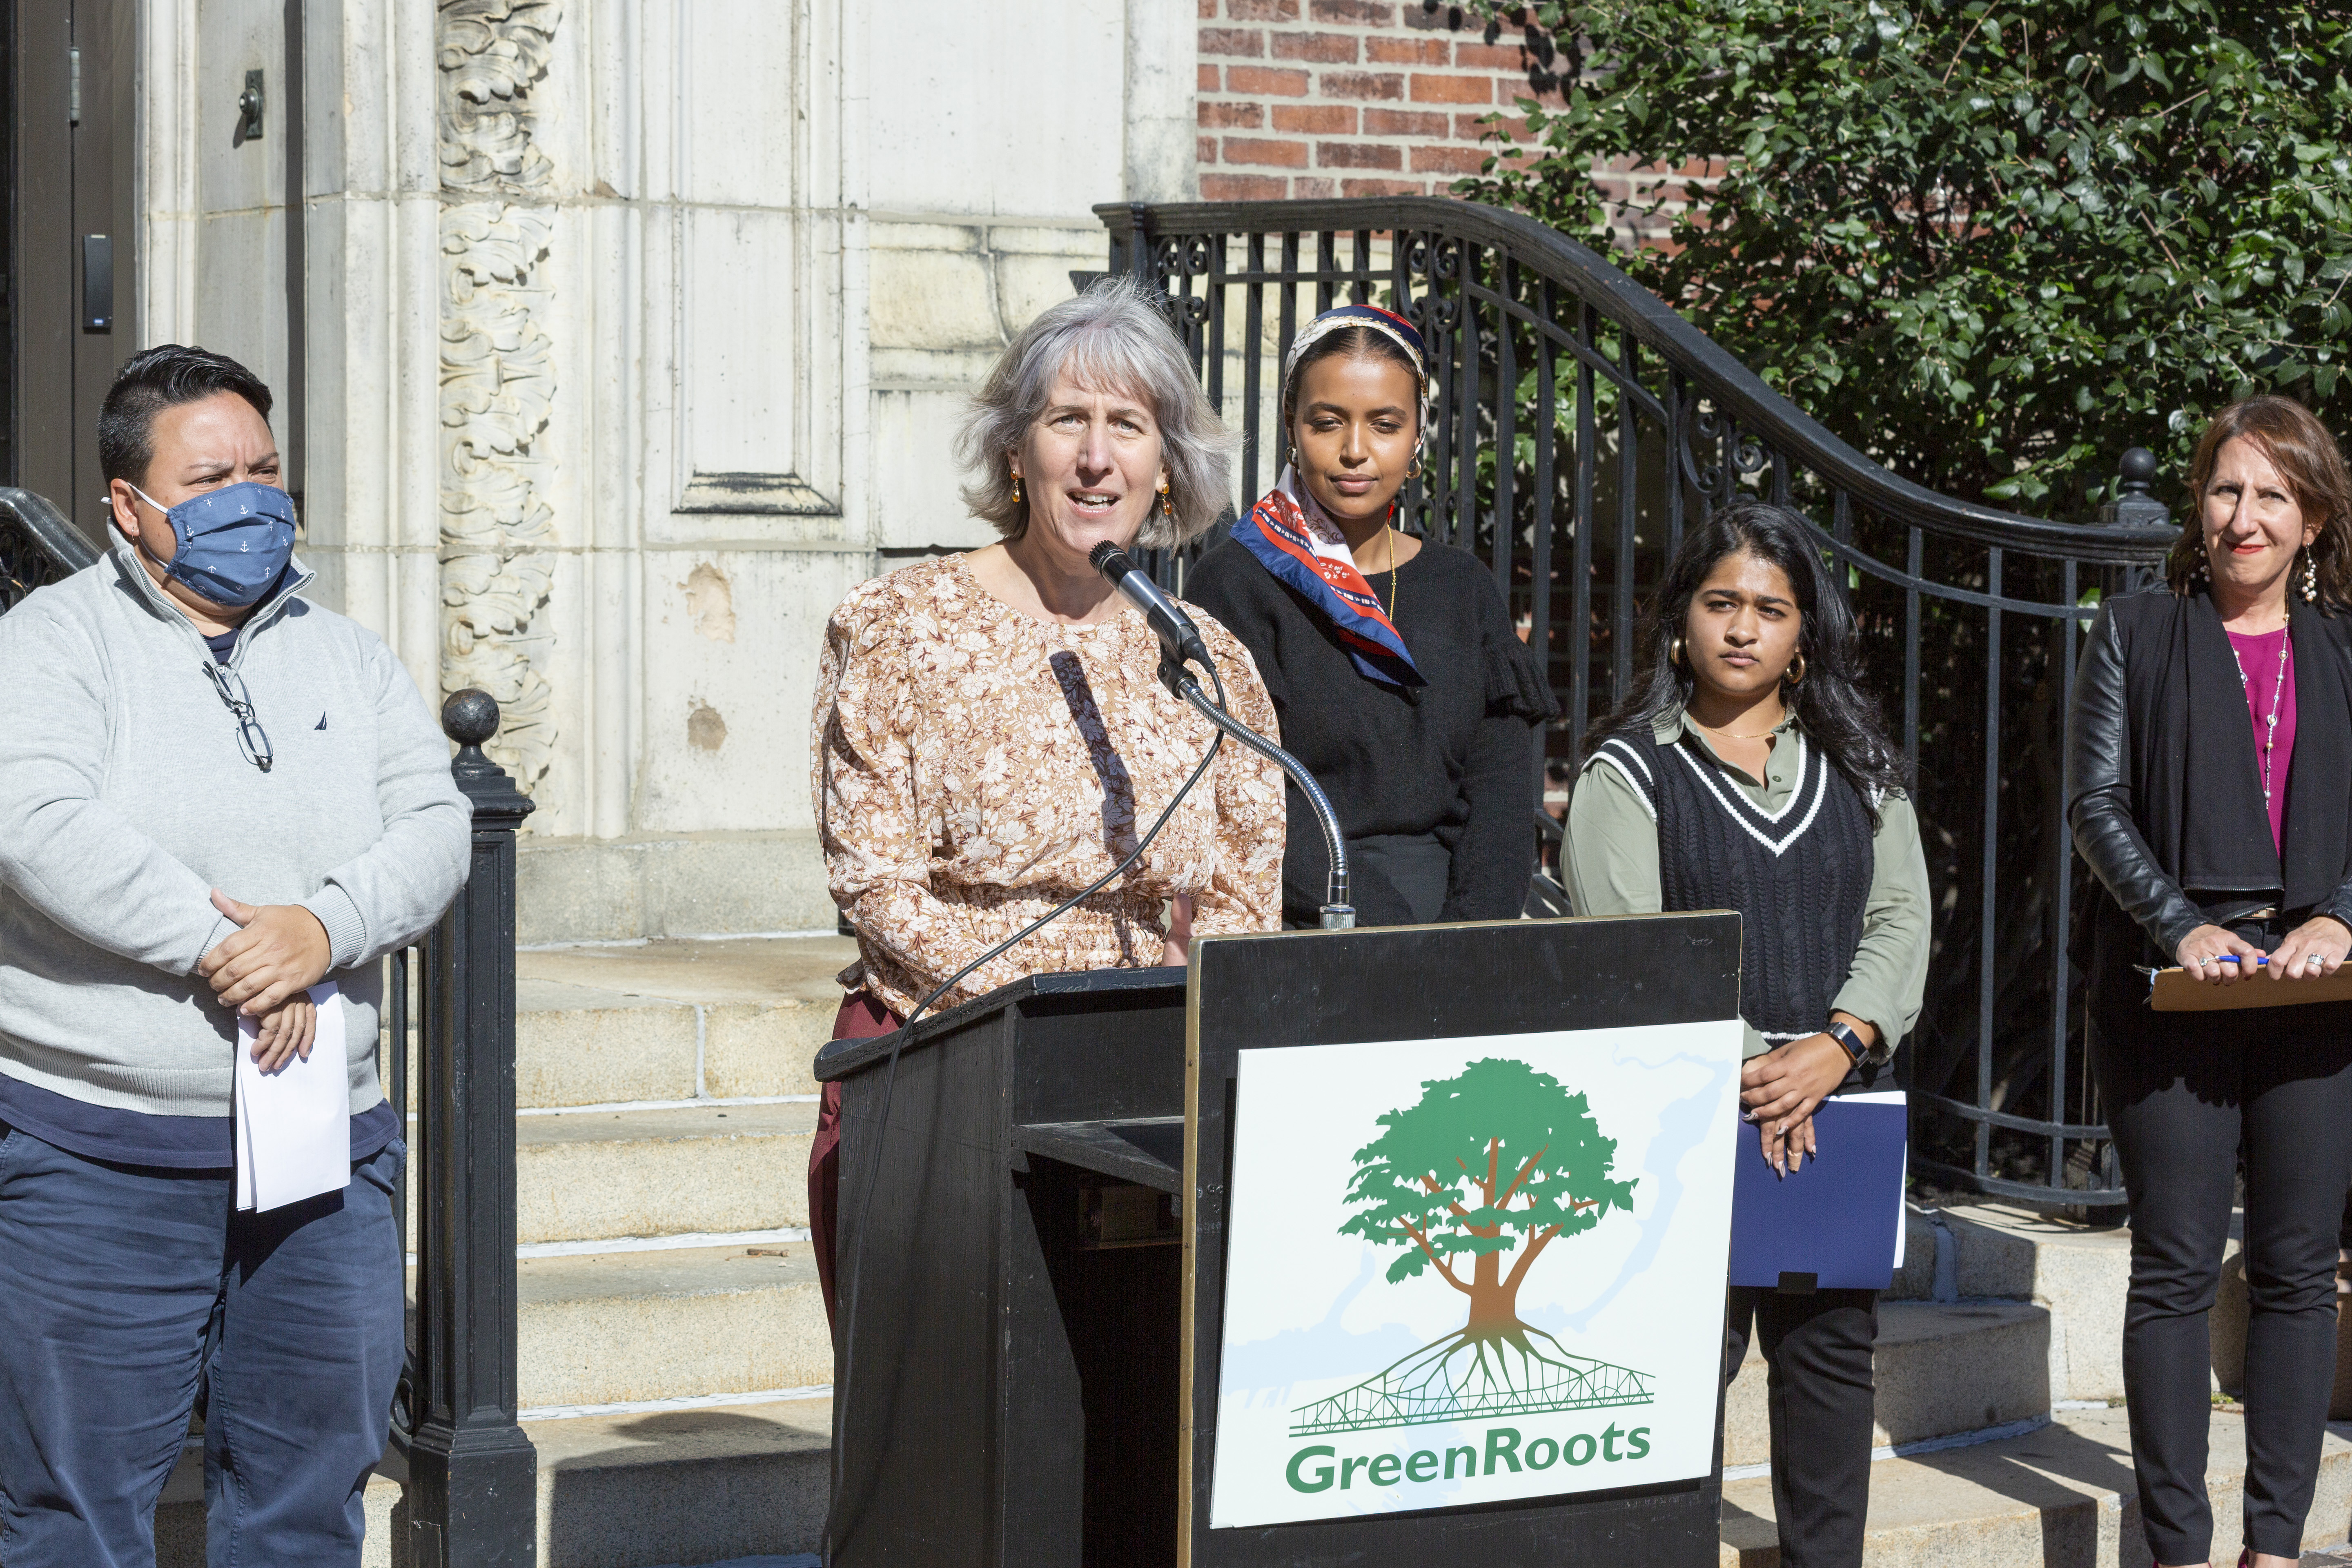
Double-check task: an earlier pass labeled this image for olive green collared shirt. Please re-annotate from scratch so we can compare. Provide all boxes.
[1564,709,1932,1060]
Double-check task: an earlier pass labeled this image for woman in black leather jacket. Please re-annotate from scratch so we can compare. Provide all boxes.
[2066,394,2352,1568]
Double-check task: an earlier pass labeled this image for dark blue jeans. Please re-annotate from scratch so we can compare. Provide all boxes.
[0,1129,404,1568]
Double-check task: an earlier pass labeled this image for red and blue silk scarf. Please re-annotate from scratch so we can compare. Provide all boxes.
[1235,469,1425,689]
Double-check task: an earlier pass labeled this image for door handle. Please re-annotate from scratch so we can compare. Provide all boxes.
[81,235,111,333]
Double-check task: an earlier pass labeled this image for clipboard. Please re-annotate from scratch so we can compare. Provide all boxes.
[2149,963,2352,1012]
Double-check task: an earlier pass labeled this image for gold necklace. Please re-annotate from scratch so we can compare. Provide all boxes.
[1382,530,1401,617]
[1695,713,1783,742]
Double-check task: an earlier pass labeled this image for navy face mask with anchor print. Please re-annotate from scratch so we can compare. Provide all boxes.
[128,480,297,608]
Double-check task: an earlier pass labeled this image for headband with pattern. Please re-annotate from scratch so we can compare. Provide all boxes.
[1281,303,1431,404]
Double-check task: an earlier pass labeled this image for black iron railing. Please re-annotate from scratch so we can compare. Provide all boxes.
[1103,196,2180,1209]
[0,486,99,607]
[391,689,537,1567]
[0,502,535,1560]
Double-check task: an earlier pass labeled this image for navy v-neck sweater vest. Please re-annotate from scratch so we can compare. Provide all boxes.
[1593,728,1873,1042]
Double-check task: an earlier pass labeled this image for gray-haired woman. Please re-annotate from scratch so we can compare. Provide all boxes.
[804,278,1286,1323]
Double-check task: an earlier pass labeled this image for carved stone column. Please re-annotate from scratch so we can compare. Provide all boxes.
[437,0,561,791]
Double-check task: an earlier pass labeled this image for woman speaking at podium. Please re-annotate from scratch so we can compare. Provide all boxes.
[1186,303,1555,928]
[1565,501,1929,1568]
[2067,396,2352,1568]
[803,278,1285,1325]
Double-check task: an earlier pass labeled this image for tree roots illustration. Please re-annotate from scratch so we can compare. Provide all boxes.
[1296,1058,1652,1435]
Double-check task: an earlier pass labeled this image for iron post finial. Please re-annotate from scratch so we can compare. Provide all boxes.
[441,687,500,751]
[2099,447,2172,528]
[439,689,534,824]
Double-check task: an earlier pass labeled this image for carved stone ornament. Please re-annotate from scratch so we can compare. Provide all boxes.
[438,0,561,791]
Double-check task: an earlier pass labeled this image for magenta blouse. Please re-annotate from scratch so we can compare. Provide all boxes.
[2226,626,2297,854]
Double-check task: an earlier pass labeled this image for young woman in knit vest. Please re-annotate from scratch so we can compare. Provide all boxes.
[1566,501,1930,1568]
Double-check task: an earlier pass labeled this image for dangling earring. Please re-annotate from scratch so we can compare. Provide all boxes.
[1158,477,1174,521]
[1011,473,1023,505]
[1785,651,1807,687]
[1669,636,1686,669]
[1404,450,1423,481]
[2304,549,2319,604]
[2193,539,2210,584]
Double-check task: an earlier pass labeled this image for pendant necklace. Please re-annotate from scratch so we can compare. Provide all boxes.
[2229,628,2293,808]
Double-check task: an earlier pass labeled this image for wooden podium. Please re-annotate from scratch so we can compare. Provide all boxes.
[814,914,1743,1568]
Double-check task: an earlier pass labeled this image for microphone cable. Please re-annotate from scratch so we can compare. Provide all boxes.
[824,658,1231,1563]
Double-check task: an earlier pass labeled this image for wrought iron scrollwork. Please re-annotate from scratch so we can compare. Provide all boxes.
[1428,236,1462,283]
[1091,192,2179,1212]
[1401,233,1432,281]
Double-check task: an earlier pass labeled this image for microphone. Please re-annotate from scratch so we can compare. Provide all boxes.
[1091,541,1215,673]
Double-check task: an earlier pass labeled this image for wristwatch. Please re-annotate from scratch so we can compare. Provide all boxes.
[1825,1020,1890,1069]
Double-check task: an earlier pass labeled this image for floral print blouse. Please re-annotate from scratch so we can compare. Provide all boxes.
[813,553,1287,1018]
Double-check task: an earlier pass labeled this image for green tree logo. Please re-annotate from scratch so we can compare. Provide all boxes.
[1290,1058,1651,1435]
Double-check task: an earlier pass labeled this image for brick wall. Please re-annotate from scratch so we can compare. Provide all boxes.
[1196,1,1557,200]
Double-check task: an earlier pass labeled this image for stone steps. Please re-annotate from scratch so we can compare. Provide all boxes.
[514,1104,815,1245]
[1719,1405,2352,1567]
[1724,1301,2052,1470]
[1895,1200,2135,1404]
[515,1245,827,1411]
[526,1401,833,1568]
[263,1392,2341,1568]
[160,1408,832,1568]
[510,936,844,1110]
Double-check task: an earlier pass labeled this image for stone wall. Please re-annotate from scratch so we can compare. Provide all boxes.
[140,0,1720,950]
[134,0,1198,945]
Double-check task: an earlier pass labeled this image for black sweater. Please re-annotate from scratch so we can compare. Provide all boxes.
[1186,533,1557,927]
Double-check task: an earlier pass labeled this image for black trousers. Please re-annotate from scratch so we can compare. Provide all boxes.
[1724,1285,1878,1568]
[2091,997,2352,1564]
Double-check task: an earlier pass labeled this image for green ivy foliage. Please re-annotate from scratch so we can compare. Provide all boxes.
[1459,2,2352,517]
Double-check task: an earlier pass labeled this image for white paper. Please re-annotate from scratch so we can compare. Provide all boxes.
[234,982,352,1213]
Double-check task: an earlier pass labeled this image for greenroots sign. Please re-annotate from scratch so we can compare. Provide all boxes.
[1284,1418,1662,1494]
[1206,1027,1742,1530]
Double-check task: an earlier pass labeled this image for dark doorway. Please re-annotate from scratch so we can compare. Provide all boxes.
[6,0,139,541]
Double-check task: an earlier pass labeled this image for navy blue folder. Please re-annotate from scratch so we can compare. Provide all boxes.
[1726,1091,1907,1291]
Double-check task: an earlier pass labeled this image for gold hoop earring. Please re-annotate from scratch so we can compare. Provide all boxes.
[1405,452,1423,481]
[1669,636,1685,669]
[1785,651,1807,687]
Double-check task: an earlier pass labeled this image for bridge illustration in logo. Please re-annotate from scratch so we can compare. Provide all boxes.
[1294,1056,1654,1437]
[1290,1334,1654,1436]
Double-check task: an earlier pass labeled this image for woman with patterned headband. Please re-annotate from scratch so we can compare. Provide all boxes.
[1187,303,1557,928]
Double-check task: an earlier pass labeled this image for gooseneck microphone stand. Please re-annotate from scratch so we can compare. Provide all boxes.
[1088,539,1354,929]
[1162,656,1354,929]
